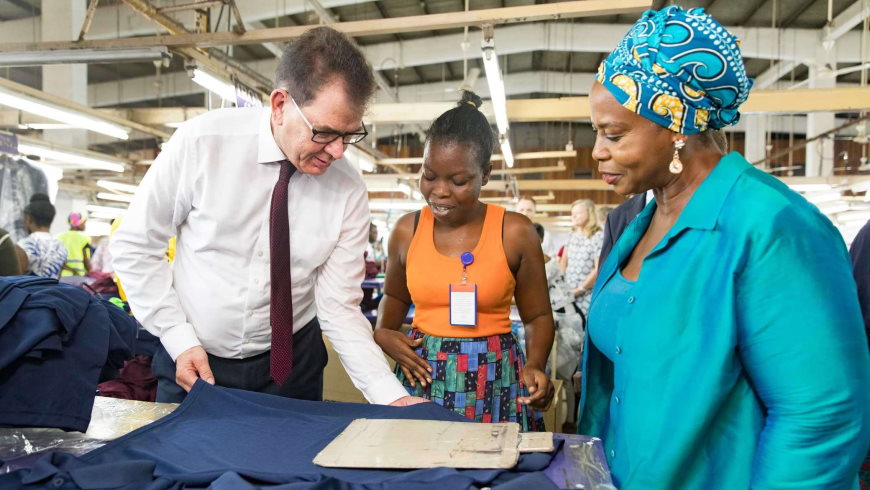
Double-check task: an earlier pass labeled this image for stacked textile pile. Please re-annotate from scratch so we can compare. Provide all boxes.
[0,276,136,432]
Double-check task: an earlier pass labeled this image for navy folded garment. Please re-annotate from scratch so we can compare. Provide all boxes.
[0,381,559,489]
[0,276,136,432]
[133,327,160,357]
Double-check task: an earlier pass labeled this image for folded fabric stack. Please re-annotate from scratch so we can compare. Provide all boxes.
[0,276,136,432]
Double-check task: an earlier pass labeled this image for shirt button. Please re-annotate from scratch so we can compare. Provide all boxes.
[257,251,264,257]
[615,346,622,355]
[610,449,616,459]
[615,396,621,404]
[248,311,254,317]
[254,279,260,285]
[52,477,65,487]
[627,296,635,304]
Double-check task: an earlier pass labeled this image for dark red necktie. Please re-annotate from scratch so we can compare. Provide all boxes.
[270,160,295,386]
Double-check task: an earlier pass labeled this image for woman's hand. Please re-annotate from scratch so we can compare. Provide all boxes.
[373,329,432,388]
[520,365,555,410]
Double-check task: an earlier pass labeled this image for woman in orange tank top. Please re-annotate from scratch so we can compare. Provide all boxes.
[373,91,555,431]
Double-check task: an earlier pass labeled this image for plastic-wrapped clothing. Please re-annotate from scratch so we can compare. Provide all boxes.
[545,259,584,382]
[0,156,48,243]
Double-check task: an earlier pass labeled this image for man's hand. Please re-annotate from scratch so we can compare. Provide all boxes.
[519,365,554,410]
[373,329,432,388]
[175,345,215,391]
[389,396,430,406]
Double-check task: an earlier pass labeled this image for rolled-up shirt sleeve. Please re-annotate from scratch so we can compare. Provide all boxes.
[314,181,408,405]
[109,125,200,360]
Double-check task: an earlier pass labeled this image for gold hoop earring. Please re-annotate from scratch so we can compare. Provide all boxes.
[669,139,686,174]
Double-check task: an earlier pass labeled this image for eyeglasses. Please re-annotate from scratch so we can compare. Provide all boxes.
[289,95,368,145]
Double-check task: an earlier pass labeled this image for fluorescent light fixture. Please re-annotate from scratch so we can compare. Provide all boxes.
[803,191,843,204]
[345,145,376,173]
[482,35,515,170]
[85,220,113,237]
[19,123,74,130]
[97,192,135,203]
[816,201,852,215]
[18,142,125,172]
[377,150,576,166]
[368,200,426,211]
[788,183,833,192]
[0,86,129,140]
[192,69,236,104]
[89,211,123,221]
[842,219,870,228]
[368,183,415,198]
[850,180,870,192]
[0,47,168,67]
[367,186,404,192]
[499,136,514,168]
[86,204,127,217]
[358,157,376,173]
[366,178,403,193]
[481,37,509,134]
[97,180,138,194]
[837,210,870,223]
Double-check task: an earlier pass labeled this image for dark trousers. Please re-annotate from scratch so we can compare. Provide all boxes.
[152,317,327,403]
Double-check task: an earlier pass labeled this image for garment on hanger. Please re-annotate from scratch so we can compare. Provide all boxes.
[0,155,49,243]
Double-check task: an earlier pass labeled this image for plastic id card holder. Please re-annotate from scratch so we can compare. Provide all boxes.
[449,283,477,327]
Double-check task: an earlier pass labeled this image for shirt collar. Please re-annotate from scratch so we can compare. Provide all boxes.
[592,152,750,301]
[671,152,750,232]
[257,107,288,164]
[641,152,749,259]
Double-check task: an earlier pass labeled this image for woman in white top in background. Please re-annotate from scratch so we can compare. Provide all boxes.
[560,199,602,316]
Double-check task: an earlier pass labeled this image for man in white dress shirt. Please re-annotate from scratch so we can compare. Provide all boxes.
[111,27,424,406]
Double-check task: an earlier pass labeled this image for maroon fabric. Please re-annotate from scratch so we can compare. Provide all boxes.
[87,276,119,295]
[364,251,379,279]
[97,355,156,401]
[269,160,296,386]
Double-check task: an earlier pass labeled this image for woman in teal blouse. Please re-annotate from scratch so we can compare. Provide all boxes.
[580,6,870,489]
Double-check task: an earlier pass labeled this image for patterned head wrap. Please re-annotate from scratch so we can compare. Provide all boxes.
[68,212,86,227]
[596,6,754,135]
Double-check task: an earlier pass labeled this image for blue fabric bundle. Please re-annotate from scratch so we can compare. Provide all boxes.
[1,381,560,489]
[0,276,136,432]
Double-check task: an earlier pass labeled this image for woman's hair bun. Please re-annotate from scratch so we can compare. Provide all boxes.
[458,90,483,110]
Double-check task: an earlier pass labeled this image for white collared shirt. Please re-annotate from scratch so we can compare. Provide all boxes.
[110,107,407,405]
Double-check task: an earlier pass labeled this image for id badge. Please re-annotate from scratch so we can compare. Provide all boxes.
[449,283,477,327]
